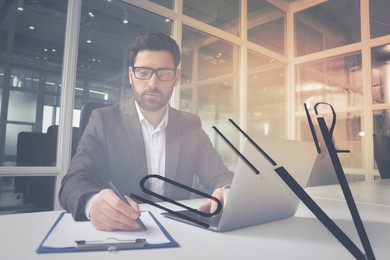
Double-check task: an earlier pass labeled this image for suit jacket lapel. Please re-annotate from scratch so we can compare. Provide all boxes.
[120,100,148,180]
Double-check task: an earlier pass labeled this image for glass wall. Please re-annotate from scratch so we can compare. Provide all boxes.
[294,0,390,180]
[148,0,173,10]
[370,0,390,39]
[372,44,390,105]
[372,45,390,141]
[0,1,67,166]
[295,0,361,56]
[0,0,68,213]
[296,52,363,111]
[247,51,286,139]
[75,0,172,111]
[247,0,286,55]
[180,26,240,167]
[183,0,240,37]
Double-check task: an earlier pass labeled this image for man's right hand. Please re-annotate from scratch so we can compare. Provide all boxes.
[89,189,142,231]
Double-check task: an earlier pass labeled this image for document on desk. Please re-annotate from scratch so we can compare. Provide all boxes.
[37,211,179,253]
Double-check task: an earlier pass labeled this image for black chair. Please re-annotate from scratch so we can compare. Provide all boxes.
[79,101,112,140]
[15,132,56,212]
[373,133,390,179]
[16,132,49,166]
[46,125,79,161]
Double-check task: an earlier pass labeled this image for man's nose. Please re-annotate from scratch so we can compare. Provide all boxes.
[147,72,160,89]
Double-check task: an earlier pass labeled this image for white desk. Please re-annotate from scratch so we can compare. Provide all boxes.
[1,182,389,260]
[306,179,390,207]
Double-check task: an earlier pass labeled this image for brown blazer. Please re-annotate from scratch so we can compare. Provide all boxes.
[59,99,233,220]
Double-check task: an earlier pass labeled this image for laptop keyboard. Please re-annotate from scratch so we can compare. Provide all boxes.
[164,209,222,227]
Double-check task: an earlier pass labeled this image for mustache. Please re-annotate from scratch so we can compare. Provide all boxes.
[141,88,162,95]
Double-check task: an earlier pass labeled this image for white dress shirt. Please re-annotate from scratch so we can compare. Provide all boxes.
[135,101,168,195]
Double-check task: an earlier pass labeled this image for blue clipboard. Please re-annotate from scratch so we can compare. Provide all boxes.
[36,211,179,253]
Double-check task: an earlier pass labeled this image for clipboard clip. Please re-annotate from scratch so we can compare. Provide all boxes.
[130,174,223,228]
[75,238,147,251]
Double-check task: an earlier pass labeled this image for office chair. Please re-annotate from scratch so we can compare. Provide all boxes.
[15,132,56,212]
[78,101,112,140]
[46,125,80,161]
[16,132,48,166]
[373,133,390,179]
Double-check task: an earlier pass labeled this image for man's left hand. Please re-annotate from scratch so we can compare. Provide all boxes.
[197,186,230,214]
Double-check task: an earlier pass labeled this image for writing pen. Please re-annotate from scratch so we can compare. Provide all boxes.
[108,181,147,231]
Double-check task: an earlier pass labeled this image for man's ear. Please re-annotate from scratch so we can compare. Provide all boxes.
[128,67,133,86]
[174,68,181,86]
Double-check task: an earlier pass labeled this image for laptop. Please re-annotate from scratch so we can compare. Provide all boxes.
[162,137,317,232]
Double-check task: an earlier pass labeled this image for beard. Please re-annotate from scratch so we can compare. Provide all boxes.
[133,85,174,112]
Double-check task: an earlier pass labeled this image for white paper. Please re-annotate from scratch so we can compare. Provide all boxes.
[42,211,170,248]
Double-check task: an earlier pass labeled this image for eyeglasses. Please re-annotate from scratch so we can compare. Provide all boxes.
[132,66,176,81]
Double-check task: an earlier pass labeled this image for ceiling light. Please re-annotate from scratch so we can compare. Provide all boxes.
[123,9,128,24]
[88,11,94,18]
[17,0,24,11]
[86,32,92,44]
[28,17,35,30]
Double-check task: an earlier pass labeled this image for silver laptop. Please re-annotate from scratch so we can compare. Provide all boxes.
[163,137,317,232]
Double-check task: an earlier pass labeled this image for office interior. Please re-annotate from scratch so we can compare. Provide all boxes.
[0,0,389,214]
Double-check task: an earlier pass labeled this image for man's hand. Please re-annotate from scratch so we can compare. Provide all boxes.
[197,186,230,214]
[89,189,142,231]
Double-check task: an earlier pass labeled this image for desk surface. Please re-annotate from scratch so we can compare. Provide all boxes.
[306,179,390,207]
[1,181,389,260]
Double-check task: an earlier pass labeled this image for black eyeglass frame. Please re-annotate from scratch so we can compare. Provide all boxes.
[132,66,177,81]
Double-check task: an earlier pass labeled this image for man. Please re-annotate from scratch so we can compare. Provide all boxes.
[59,32,233,231]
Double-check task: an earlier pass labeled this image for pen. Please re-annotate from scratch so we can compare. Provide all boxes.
[108,181,147,231]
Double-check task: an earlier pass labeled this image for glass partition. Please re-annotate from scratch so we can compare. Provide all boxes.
[373,109,390,135]
[247,0,286,55]
[372,44,390,104]
[370,0,390,39]
[0,1,67,166]
[180,25,239,167]
[76,0,172,111]
[148,0,173,9]
[0,1,67,213]
[295,0,361,56]
[183,0,240,37]
[297,111,363,169]
[296,52,363,112]
[247,51,286,138]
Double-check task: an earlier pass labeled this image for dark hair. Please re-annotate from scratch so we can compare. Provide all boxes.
[128,32,181,68]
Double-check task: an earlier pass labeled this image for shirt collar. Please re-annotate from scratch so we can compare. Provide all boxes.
[134,101,169,130]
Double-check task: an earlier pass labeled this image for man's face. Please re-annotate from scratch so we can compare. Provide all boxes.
[129,50,180,112]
